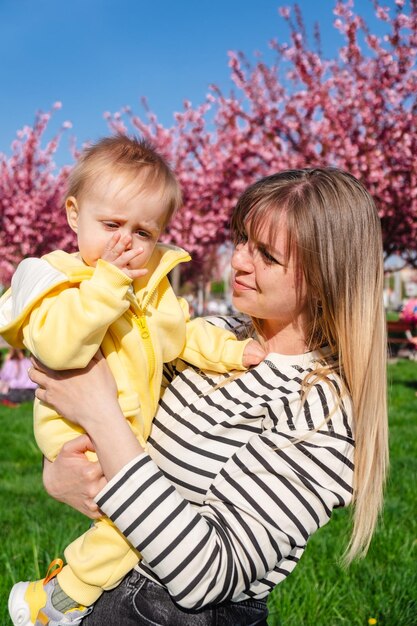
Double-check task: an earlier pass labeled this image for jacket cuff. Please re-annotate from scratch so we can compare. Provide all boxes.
[94,259,133,289]
[222,337,252,370]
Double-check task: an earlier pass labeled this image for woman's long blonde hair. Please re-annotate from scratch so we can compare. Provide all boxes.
[231,168,388,563]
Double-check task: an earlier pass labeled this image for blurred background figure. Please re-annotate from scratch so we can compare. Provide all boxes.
[399,298,417,324]
[0,348,36,405]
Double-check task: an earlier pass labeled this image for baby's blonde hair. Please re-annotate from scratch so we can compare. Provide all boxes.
[67,135,182,228]
[231,168,388,563]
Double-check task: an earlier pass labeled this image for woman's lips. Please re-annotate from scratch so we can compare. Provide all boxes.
[232,276,253,291]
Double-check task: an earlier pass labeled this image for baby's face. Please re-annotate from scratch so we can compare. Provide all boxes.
[67,173,169,270]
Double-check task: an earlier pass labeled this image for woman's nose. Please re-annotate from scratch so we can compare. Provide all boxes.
[232,242,253,271]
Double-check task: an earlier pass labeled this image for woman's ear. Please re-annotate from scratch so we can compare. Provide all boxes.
[66,196,79,233]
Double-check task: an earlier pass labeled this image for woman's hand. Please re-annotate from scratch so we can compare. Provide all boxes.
[43,435,107,519]
[29,351,119,430]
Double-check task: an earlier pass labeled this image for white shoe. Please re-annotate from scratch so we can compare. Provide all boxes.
[8,561,92,626]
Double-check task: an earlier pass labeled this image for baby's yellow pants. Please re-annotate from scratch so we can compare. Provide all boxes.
[58,516,141,605]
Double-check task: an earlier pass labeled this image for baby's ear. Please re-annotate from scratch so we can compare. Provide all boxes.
[65,196,79,233]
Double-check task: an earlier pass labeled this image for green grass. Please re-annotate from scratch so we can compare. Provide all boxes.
[0,402,86,621]
[1,361,416,624]
[267,360,417,626]
[386,310,400,322]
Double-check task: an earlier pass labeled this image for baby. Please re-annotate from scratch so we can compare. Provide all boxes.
[1,135,264,625]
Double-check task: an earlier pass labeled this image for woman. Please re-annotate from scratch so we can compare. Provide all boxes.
[30,168,388,625]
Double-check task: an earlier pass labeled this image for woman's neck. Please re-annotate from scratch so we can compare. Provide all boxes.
[259,319,309,355]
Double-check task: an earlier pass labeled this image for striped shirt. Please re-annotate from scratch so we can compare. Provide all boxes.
[96,315,354,610]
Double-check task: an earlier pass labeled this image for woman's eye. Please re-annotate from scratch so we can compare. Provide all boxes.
[259,247,279,265]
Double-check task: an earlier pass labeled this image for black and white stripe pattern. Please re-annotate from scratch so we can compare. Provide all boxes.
[96,315,354,609]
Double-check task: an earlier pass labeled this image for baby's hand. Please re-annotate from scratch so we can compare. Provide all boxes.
[101,232,148,280]
[242,340,266,367]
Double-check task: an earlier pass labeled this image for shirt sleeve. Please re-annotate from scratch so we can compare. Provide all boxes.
[96,413,354,609]
[22,260,132,369]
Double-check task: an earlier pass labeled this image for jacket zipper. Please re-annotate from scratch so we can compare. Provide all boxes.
[129,250,191,409]
[131,312,156,408]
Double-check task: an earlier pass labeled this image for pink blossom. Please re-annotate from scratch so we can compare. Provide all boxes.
[278,6,291,19]
[376,6,390,21]
[0,106,75,285]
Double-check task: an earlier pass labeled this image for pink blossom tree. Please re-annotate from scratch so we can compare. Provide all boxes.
[0,104,75,286]
[106,0,417,281]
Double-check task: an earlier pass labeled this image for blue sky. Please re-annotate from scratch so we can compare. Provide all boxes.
[1,0,390,165]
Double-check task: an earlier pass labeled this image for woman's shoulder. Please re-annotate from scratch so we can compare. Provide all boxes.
[246,348,353,439]
[202,314,254,340]
[263,347,342,388]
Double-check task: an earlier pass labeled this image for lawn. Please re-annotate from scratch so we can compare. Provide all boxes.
[0,360,416,625]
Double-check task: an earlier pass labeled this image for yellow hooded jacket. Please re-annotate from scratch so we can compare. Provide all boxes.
[0,244,250,459]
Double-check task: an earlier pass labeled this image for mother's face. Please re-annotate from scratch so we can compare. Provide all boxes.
[230,214,309,341]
